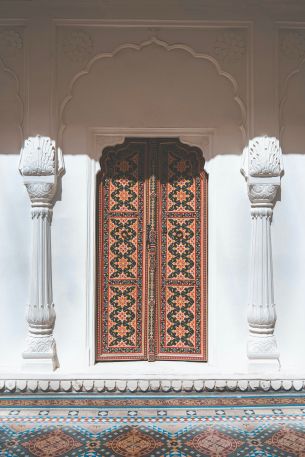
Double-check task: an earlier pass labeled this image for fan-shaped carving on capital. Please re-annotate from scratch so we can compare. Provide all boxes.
[19,136,56,176]
[242,137,283,178]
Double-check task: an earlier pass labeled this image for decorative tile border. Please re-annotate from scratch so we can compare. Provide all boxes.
[2,401,305,457]
[0,412,304,424]
[1,393,305,422]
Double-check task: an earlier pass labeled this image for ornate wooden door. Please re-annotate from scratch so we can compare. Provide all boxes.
[96,138,207,362]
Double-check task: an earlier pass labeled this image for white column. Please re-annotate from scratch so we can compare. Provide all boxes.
[241,136,283,372]
[19,136,64,371]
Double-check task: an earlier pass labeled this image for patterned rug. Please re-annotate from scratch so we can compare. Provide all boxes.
[1,393,305,456]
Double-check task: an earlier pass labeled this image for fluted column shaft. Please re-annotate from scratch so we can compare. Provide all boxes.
[25,205,56,354]
[247,205,278,360]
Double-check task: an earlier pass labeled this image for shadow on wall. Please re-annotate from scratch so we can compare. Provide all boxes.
[1,36,305,158]
[60,40,245,159]
[0,58,23,154]
[280,62,305,154]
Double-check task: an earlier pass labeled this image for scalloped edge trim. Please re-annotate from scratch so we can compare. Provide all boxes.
[0,379,304,393]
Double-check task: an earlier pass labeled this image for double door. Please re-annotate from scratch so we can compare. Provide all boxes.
[96,138,207,361]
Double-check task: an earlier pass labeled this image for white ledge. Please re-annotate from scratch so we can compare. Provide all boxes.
[0,377,303,393]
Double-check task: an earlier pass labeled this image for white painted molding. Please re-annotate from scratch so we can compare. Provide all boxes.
[0,377,304,393]
[278,26,305,143]
[19,135,65,372]
[0,49,24,148]
[58,36,247,146]
[89,127,214,160]
[241,137,283,372]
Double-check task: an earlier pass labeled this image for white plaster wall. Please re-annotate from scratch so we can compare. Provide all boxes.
[52,155,88,371]
[0,0,305,377]
[273,155,305,373]
[0,156,30,368]
[3,152,305,376]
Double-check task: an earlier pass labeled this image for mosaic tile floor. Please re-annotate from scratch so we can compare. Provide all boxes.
[1,393,305,456]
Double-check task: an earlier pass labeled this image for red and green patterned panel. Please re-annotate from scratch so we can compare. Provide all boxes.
[156,141,208,361]
[96,141,148,360]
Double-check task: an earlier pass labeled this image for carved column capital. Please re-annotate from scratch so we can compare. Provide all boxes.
[19,135,64,206]
[241,136,283,179]
[242,136,283,209]
[241,137,284,372]
[248,181,280,207]
[24,181,56,206]
[19,136,64,372]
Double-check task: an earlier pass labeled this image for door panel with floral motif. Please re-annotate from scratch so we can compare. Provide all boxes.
[96,139,207,362]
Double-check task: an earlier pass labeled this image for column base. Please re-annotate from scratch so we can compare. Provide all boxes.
[22,352,59,372]
[247,334,279,357]
[22,334,59,372]
[247,334,280,372]
[248,358,280,373]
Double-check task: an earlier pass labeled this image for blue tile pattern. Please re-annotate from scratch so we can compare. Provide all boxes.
[0,394,304,456]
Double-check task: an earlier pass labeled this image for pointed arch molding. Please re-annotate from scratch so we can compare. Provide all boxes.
[58,36,248,145]
[278,24,305,145]
[0,56,24,146]
[0,19,27,150]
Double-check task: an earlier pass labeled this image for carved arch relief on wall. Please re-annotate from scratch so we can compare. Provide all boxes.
[279,27,305,152]
[0,27,24,152]
[57,31,248,157]
[95,138,208,362]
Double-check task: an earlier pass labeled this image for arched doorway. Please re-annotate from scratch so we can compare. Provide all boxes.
[96,138,208,362]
